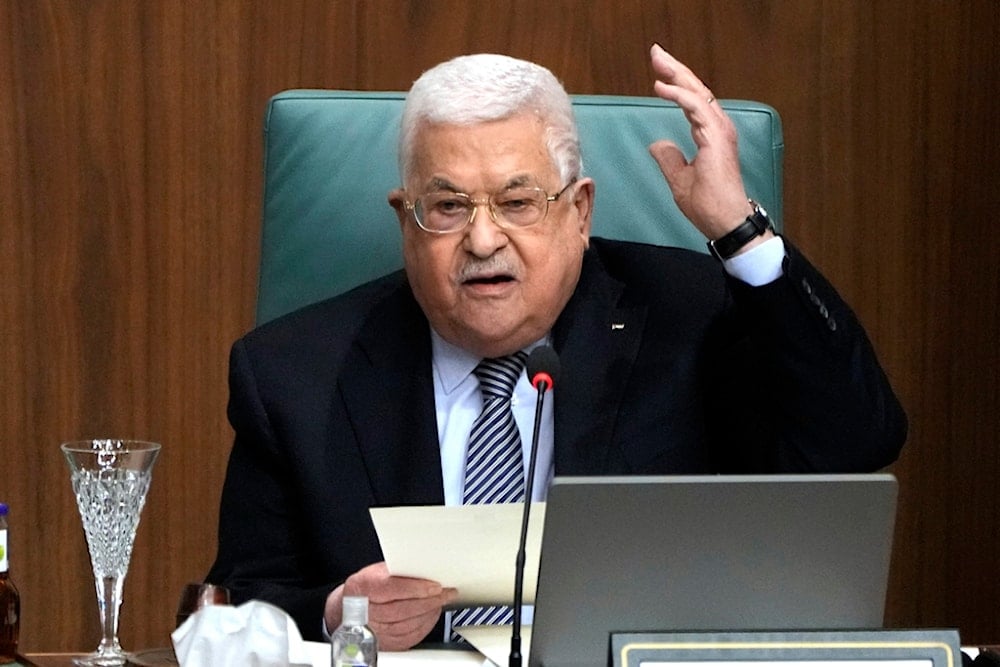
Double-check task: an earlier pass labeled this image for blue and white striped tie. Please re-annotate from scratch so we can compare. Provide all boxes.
[451,351,527,635]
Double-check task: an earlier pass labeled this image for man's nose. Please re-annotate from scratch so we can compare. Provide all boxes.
[463,203,508,257]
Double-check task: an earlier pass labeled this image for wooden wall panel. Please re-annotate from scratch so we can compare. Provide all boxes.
[0,0,997,653]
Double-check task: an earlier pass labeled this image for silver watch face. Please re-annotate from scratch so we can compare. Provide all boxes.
[748,199,771,232]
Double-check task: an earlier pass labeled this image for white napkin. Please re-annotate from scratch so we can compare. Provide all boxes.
[170,600,315,667]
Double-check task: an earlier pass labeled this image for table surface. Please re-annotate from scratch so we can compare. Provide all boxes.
[16,656,76,667]
[19,648,178,667]
[21,644,489,666]
[23,645,1000,667]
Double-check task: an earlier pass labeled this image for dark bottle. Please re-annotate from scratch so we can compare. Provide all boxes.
[0,503,20,664]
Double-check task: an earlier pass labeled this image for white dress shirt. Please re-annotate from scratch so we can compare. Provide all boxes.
[431,332,555,506]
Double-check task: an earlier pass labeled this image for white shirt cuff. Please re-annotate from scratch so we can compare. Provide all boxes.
[721,236,785,286]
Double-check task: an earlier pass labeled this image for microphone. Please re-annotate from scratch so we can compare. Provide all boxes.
[510,346,560,667]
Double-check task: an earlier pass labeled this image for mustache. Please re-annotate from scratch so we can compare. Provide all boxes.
[456,254,519,282]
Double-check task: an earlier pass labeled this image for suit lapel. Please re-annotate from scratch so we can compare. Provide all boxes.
[337,283,445,506]
[552,248,647,475]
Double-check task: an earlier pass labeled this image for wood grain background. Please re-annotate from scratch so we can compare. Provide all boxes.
[1,0,997,652]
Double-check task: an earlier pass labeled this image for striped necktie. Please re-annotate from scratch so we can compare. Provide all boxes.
[451,351,527,635]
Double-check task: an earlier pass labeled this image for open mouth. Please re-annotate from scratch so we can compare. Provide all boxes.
[465,274,515,285]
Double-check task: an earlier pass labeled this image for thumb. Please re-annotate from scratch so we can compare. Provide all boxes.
[648,140,687,187]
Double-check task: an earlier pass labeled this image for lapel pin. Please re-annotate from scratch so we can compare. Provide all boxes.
[611,322,625,331]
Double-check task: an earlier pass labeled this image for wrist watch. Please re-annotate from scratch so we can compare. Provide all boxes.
[707,200,773,260]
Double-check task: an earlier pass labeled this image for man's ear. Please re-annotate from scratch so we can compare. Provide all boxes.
[387,188,408,231]
[572,178,595,246]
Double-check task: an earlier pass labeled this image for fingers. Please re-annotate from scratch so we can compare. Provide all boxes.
[650,43,713,102]
[343,561,444,601]
[334,562,458,651]
[369,588,456,650]
[650,44,725,129]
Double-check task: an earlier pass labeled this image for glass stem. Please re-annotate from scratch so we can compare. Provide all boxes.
[95,575,125,655]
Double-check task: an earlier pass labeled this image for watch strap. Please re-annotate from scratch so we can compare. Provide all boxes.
[707,200,772,260]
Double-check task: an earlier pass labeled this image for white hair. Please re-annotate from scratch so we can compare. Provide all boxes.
[398,53,582,186]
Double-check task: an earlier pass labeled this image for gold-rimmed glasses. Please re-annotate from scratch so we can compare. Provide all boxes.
[404,181,576,234]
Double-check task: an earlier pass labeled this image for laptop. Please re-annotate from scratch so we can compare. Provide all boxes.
[528,473,898,667]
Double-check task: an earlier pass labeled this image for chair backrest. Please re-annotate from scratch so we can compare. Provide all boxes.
[257,90,783,325]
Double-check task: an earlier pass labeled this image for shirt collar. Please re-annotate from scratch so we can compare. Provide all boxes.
[430,328,550,395]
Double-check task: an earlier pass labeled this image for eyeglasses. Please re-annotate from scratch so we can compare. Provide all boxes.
[404,181,576,234]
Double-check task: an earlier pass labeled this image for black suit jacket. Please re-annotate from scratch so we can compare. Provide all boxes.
[207,238,906,640]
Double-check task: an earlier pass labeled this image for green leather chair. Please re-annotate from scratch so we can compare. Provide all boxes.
[256,90,783,325]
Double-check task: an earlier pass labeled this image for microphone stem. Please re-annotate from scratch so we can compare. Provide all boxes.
[510,381,548,667]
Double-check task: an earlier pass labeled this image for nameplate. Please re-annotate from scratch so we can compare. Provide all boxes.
[611,629,962,667]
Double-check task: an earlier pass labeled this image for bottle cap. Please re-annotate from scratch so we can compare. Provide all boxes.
[342,595,369,625]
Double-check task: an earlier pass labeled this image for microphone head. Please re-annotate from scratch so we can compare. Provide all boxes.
[527,345,560,390]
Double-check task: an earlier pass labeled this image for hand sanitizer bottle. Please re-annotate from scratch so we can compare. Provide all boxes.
[331,595,377,667]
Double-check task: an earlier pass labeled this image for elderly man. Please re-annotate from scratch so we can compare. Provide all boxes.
[208,45,906,650]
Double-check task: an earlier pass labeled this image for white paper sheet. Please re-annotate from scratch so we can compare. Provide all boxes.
[370,503,546,606]
[455,625,532,667]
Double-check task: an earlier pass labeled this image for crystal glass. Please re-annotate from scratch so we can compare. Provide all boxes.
[62,439,161,667]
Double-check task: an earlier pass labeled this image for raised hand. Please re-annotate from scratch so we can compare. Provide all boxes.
[647,44,758,242]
